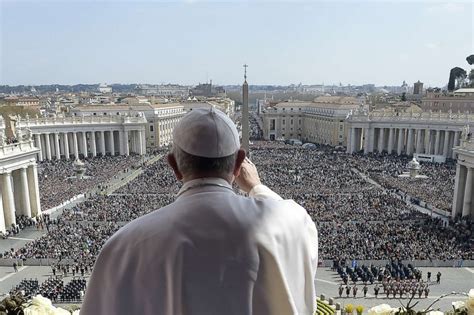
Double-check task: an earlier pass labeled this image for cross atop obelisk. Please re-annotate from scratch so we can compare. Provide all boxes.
[242,64,250,154]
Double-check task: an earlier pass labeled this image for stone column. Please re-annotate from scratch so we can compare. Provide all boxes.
[63,133,70,160]
[27,164,41,217]
[91,131,97,157]
[424,129,431,154]
[452,164,467,218]
[368,128,375,153]
[142,130,147,154]
[109,131,115,156]
[387,128,394,154]
[415,129,422,154]
[99,131,106,156]
[353,128,360,152]
[20,167,32,217]
[45,133,52,160]
[407,129,414,156]
[462,167,473,217]
[81,132,88,157]
[0,190,6,233]
[378,128,385,153]
[434,130,441,155]
[349,127,355,153]
[1,172,16,228]
[72,132,79,160]
[443,131,450,157]
[34,134,43,161]
[363,127,370,154]
[124,130,130,156]
[12,170,22,214]
[452,131,460,159]
[138,130,144,155]
[132,131,137,154]
[54,133,61,160]
[397,129,403,155]
[118,130,124,155]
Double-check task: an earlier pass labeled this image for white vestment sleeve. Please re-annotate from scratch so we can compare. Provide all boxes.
[248,184,283,200]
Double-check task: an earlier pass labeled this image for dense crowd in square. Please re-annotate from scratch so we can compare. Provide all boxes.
[3,141,472,269]
[38,156,143,210]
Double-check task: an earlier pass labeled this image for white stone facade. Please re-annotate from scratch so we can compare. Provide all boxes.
[17,114,147,161]
[262,97,359,146]
[152,106,185,147]
[70,104,186,148]
[0,128,41,233]
[452,135,474,219]
[346,109,474,160]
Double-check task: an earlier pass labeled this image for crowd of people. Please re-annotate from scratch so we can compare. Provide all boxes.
[38,155,143,210]
[114,158,181,195]
[349,154,456,212]
[3,220,120,266]
[2,140,472,269]
[62,194,175,222]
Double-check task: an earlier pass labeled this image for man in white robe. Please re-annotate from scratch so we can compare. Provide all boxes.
[81,107,318,315]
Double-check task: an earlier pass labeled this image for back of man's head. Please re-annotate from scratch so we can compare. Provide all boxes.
[169,107,243,179]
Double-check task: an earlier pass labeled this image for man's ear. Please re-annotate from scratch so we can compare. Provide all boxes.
[233,149,246,177]
[167,153,183,181]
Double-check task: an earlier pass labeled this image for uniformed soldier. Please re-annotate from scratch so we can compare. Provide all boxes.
[374,284,379,298]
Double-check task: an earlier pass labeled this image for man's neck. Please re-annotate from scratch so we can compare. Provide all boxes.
[182,173,233,185]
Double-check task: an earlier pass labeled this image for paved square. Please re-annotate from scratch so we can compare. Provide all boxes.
[315,267,474,312]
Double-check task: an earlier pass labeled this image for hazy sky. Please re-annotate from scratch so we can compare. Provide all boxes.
[0,0,472,87]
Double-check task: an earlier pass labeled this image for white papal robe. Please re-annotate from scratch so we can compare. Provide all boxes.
[81,177,318,315]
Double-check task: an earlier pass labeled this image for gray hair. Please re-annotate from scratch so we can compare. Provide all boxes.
[171,145,237,177]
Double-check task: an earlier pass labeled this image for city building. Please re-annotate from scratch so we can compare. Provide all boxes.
[0,117,41,233]
[452,130,474,218]
[70,103,185,148]
[421,89,474,112]
[150,103,186,147]
[262,96,359,146]
[413,81,424,95]
[98,83,112,94]
[16,114,147,161]
[345,107,474,161]
[135,84,189,97]
[181,98,235,117]
[3,96,40,108]
[190,82,226,97]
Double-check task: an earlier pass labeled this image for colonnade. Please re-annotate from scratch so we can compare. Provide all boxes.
[347,126,461,159]
[452,164,474,218]
[33,129,146,161]
[0,164,41,232]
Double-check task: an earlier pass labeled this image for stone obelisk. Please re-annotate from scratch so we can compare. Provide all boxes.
[242,64,250,154]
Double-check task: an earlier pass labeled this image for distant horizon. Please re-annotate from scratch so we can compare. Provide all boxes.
[0,80,447,88]
[1,1,472,87]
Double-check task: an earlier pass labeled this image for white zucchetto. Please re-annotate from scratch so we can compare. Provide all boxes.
[173,107,240,158]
